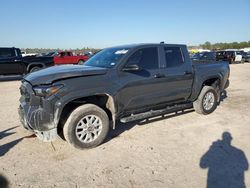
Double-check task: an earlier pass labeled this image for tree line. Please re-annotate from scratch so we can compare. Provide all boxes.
[21,47,101,54]
[190,41,250,50]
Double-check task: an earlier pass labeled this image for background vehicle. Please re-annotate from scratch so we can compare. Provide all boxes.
[242,52,250,62]
[19,43,230,149]
[0,47,53,75]
[53,51,89,65]
[216,50,243,64]
[43,51,58,57]
[21,51,37,57]
[191,52,216,62]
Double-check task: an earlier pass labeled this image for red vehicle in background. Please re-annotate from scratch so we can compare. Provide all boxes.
[53,51,89,65]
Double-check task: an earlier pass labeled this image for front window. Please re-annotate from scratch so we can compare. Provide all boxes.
[0,48,16,58]
[84,47,130,68]
[126,47,159,69]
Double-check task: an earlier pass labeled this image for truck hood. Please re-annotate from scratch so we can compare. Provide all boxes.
[24,65,108,85]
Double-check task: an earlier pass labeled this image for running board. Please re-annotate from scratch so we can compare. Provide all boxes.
[120,103,193,123]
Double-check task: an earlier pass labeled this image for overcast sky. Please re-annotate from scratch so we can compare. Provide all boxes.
[0,0,249,49]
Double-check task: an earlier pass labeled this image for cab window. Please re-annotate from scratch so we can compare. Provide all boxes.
[126,47,159,69]
[164,47,184,68]
[0,48,16,59]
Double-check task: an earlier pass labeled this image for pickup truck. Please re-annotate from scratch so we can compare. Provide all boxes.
[53,51,89,65]
[19,43,230,149]
[0,47,53,75]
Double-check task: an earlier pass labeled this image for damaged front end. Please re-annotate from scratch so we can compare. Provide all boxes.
[18,81,62,142]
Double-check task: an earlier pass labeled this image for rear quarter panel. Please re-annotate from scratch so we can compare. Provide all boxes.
[189,61,230,101]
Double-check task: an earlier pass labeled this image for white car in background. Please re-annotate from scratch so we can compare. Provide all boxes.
[225,49,242,63]
[21,51,37,57]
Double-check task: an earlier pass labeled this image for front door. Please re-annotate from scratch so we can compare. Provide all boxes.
[117,47,165,113]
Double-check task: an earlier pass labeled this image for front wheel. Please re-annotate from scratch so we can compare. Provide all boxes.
[63,104,110,149]
[193,86,218,115]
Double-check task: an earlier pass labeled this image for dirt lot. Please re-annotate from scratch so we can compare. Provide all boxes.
[0,64,250,188]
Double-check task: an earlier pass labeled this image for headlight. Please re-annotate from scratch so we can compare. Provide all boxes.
[33,85,63,97]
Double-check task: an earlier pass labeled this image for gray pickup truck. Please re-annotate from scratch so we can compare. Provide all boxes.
[19,43,230,149]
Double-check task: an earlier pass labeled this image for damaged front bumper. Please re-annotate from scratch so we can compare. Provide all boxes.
[18,81,60,142]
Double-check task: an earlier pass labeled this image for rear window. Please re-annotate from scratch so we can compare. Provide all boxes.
[0,48,16,58]
[164,47,184,68]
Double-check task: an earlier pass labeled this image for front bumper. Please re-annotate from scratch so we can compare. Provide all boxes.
[18,81,59,142]
[18,105,58,142]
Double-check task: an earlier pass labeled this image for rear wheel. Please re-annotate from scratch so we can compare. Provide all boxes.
[63,104,109,149]
[193,86,218,115]
[29,66,41,73]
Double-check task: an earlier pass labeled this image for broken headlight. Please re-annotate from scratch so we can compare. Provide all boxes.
[33,85,63,97]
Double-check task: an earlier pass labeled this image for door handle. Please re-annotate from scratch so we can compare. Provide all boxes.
[184,71,192,75]
[14,59,21,62]
[154,73,165,78]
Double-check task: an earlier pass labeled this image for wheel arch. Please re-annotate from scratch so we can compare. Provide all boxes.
[202,77,221,88]
[57,93,116,131]
[192,75,222,102]
[27,63,45,72]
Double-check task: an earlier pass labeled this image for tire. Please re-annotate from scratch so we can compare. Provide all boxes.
[78,60,84,65]
[224,80,230,89]
[193,86,218,115]
[29,66,41,73]
[63,104,109,149]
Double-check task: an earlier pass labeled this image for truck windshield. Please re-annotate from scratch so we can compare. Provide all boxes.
[84,47,130,68]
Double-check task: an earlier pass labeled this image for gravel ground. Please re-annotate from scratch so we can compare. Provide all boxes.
[0,64,250,188]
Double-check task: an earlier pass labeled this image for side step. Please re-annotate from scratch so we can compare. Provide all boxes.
[120,103,193,123]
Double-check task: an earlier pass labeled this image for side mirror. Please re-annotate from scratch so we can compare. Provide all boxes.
[122,64,140,72]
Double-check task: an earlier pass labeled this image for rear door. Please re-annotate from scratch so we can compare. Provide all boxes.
[158,45,193,103]
[0,48,22,75]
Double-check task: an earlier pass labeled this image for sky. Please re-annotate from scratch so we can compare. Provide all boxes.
[0,0,249,49]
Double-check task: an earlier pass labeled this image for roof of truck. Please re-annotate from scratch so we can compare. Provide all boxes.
[107,43,186,49]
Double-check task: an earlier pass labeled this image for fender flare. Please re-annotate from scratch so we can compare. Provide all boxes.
[27,63,45,72]
[55,93,117,129]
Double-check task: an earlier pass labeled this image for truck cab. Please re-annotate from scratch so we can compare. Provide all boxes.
[0,47,54,75]
[0,47,24,75]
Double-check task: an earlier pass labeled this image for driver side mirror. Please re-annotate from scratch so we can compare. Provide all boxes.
[122,64,140,72]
